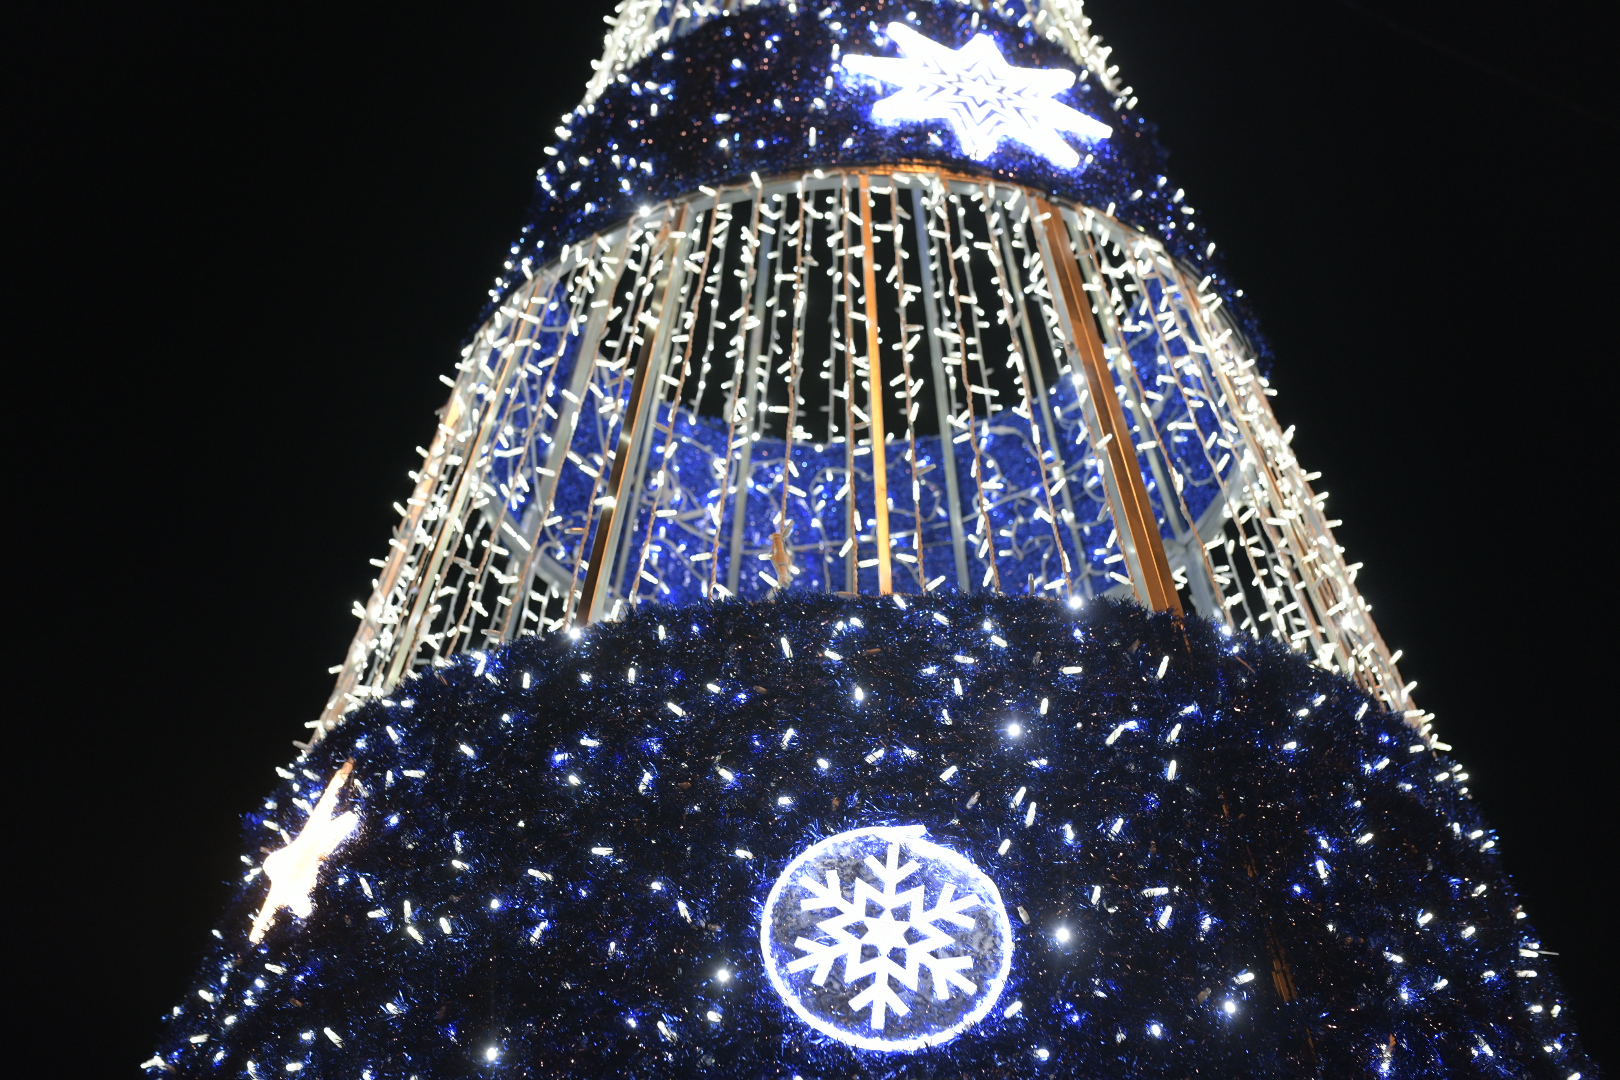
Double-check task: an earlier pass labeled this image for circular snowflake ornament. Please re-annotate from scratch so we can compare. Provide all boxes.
[760,824,1014,1052]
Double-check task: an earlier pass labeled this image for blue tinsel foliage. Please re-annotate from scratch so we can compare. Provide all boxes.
[152,597,1592,1078]
[495,0,1271,367]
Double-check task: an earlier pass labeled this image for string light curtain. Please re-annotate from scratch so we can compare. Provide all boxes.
[319,169,1413,739]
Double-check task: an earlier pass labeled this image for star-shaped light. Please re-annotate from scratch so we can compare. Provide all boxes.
[248,759,359,944]
[843,22,1111,170]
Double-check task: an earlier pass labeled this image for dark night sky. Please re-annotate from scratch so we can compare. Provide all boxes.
[13,1,1616,1073]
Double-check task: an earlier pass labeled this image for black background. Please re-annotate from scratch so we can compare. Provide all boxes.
[12,1,1616,1073]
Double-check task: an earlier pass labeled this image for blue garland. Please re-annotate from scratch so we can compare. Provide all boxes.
[486,0,1273,368]
[150,596,1592,1078]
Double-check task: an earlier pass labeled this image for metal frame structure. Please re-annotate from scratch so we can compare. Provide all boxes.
[315,168,1421,740]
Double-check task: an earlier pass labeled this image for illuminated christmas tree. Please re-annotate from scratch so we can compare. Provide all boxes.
[147,1,1593,1077]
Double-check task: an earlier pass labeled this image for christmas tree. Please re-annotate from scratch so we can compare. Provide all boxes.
[145,1,1595,1076]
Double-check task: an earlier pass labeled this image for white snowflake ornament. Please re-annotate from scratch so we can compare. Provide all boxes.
[843,22,1112,170]
[760,825,1013,1051]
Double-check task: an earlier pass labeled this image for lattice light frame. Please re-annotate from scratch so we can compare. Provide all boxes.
[315,168,1419,740]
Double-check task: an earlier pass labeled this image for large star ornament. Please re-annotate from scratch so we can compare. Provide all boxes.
[843,22,1111,170]
[248,759,359,944]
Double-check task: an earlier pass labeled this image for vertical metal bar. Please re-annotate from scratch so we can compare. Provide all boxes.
[941,186,1001,594]
[725,195,775,595]
[631,204,720,605]
[813,194,840,591]
[382,300,536,688]
[610,221,698,613]
[440,284,560,655]
[1032,195,1181,614]
[580,208,690,623]
[888,181,925,590]
[1137,249,1324,647]
[564,231,663,625]
[952,190,1000,437]
[532,232,633,541]
[1069,222,1222,619]
[1087,219,1260,629]
[498,259,606,639]
[707,191,762,598]
[1176,261,1409,710]
[995,198,1086,570]
[316,356,474,732]
[982,195,1070,594]
[911,184,970,591]
[777,183,809,584]
[857,173,893,594]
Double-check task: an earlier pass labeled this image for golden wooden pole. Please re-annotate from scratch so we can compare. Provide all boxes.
[1032,195,1181,614]
[839,184,859,593]
[858,173,893,594]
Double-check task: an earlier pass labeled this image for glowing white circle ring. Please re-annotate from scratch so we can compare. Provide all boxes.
[759,824,1014,1052]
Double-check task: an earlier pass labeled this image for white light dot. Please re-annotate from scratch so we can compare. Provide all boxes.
[1224,1000,1237,1014]
[716,968,731,982]
[1006,723,1022,738]
[485,1046,500,1062]
[1055,926,1071,943]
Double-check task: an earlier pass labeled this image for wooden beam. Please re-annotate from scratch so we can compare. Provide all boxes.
[1032,196,1181,614]
[858,173,893,594]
